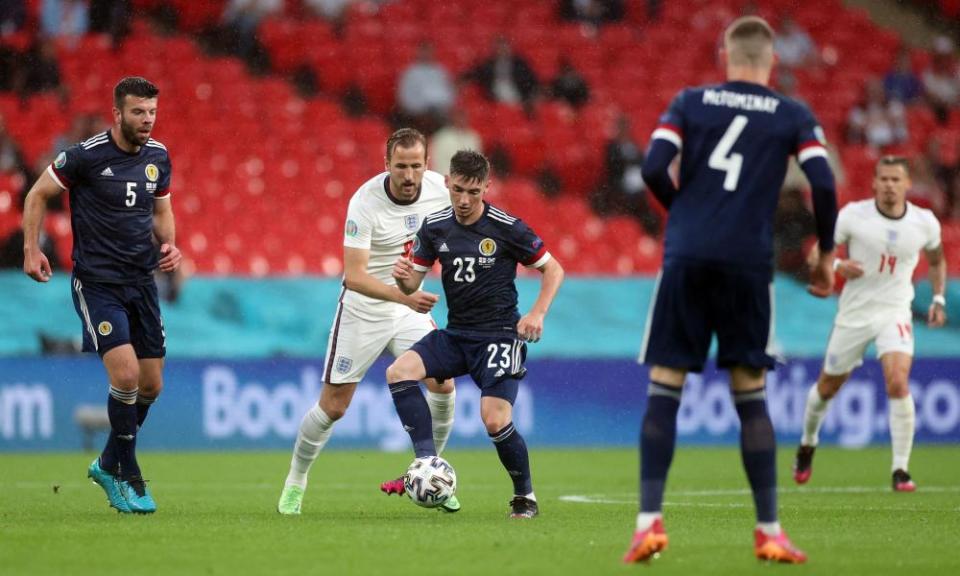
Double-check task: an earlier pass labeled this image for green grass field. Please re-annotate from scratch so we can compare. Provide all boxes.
[1,447,958,575]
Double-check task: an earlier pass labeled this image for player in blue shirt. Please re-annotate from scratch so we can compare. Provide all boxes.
[22,77,180,514]
[623,17,837,564]
[388,150,564,518]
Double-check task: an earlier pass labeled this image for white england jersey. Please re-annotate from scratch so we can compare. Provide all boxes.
[835,200,941,326]
[341,170,450,317]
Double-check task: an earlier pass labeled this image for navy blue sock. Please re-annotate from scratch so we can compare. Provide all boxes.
[734,387,778,523]
[136,395,155,428]
[389,380,436,458]
[104,387,140,479]
[640,381,682,512]
[490,422,532,495]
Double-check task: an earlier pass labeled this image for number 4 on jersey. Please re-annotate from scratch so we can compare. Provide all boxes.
[709,115,749,192]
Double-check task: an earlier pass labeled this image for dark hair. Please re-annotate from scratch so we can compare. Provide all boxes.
[876,155,911,177]
[449,150,490,183]
[114,77,159,109]
[386,128,427,161]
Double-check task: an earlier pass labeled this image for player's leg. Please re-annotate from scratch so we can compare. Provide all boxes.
[385,350,436,458]
[480,388,537,518]
[626,265,709,562]
[876,317,917,491]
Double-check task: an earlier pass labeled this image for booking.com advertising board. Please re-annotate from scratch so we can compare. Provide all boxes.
[1,357,958,451]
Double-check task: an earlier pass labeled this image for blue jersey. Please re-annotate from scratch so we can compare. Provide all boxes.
[49,130,172,284]
[649,81,830,269]
[411,203,550,334]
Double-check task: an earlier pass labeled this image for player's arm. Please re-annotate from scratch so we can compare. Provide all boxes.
[925,244,947,327]
[21,169,64,282]
[392,255,427,295]
[153,194,181,272]
[797,136,838,297]
[641,92,685,209]
[343,246,437,313]
[517,257,564,343]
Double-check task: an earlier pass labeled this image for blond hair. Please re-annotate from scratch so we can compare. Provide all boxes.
[724,16,775,68]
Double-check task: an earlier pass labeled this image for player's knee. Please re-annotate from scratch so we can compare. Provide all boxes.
[426,378,454,394]
[887,378,910,399]
[483,415,510,435]
[386,360,414,384]
[319,393,350,421]
[817,374,845,400]
[110,365,140,391]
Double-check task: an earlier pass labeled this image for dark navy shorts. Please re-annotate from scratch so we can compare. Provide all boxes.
[70,275,166,358]
[411,329,527,403]
[640,261,775,372]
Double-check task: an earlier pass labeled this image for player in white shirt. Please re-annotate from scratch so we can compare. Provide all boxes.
[277,129,458,514]
[794,156,948,491]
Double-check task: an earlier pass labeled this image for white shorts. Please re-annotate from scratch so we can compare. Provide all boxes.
[822,311,914,375]
[321,304,437,384]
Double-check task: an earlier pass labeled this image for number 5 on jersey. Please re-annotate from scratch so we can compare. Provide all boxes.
[709,115,749,191]
[126,182,137,207]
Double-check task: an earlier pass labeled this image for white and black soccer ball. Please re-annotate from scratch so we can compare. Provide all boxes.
[404,456,457,508]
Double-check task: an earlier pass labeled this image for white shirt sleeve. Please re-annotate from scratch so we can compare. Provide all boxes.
[834,205,852,246]
[924,210,942,251]
[343,196,372,250]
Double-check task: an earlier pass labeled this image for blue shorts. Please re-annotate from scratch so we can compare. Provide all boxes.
[640,261,775,372]
[70,275,166,358]
[411,329,527,403]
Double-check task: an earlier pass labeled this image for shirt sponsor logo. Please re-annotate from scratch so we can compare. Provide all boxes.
[479,238,497,256]
[98,321,113,336]
[54,152,66,169]
[345,219,359,237]
[145,164,159,182]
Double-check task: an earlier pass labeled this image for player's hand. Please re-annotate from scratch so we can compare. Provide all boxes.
[393,256,414,281]
[807,249,835,298]
[836,259,864,279]
[928,302,947,328]
[517,312,545,343]
[405,290,438,313]
[23,248,53,283]
[158,243,182,272]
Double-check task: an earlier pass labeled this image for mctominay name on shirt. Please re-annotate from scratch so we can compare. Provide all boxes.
[702,89,780,114]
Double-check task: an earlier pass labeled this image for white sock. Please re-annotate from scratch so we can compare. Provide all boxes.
[426,389,455,455]
[285,404,335,489]
[636,512,661,532]
[523,491,537,501]
[757,521,782,537]
[888,395,915,472]
[801,385,831,447]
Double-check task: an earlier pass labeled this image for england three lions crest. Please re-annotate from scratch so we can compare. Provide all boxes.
[404,214,420,232]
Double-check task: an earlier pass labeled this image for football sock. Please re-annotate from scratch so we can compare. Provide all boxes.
[757,521,782,537]
[801,385,831,446]
[426,388,455,455]
[136,394,156,428]
[888,395,915,472]
[389,380,436,458]
[734,387,777,523]
[489,422,532,496]
[285,404,335,489]
[640,381,681,513]
[105,386,140,480]
[636,512,662,532]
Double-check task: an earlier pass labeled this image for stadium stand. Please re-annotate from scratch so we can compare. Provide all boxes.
[0,0,959,276]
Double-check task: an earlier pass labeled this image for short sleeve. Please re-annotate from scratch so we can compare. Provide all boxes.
[155,155,172,199]
[342,197,373,249]
[924,211,942,251]
[47,144,85,189]
[508,220,551,268]
[794,103,829,165]
[411,226,436,272]
[649,90,686,150]
[834,205,851,246]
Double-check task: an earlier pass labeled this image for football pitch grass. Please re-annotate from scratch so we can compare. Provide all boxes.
[1,447,958,576]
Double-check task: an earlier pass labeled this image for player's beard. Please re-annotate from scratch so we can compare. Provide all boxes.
[120,117,150,147]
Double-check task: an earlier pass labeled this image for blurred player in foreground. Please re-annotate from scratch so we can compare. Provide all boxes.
[388,150,564,518]
[277,129,459,515]
[795,156,947,491]
[625,16,838,564]
[22,76,180,514]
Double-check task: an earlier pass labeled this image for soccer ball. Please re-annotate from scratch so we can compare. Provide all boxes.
[404,456,457,508]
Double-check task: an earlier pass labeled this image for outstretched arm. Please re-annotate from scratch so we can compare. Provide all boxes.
[21,169,63,282]
[926,244,947,327]
[517,257,564,343]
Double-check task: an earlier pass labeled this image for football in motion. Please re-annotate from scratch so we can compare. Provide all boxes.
[404,456,457,508]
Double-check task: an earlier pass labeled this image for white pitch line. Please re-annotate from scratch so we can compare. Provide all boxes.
[560,485,960,505]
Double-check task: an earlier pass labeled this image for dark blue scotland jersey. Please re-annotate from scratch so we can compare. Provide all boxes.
[411,203,549,334]
[48,130,172,284]
[645,80,836,269]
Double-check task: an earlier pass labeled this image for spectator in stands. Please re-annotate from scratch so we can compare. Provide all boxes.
[304,0,353,34]
[41,0,90,45]
[773,186,815,280]
[15,38,66,101]
[846,77,908,150]
[883,48,922,105]
[462,37,539,113]
[396,42,455,134]
[0,0,26,36]
[559,0,624,33]
[221,0,282,72]
[920,138,955,217]
[550,57,590,109]
[773,15,817,69]
[922,35,960,124]
[89,0,131,46]
[591,114,660,235]
[430,108,482,176]
[0,115,30,179]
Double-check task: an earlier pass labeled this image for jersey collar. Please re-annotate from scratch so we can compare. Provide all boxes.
[107,129,143,156]
[382,175,421,206]
[874,200,908,221]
